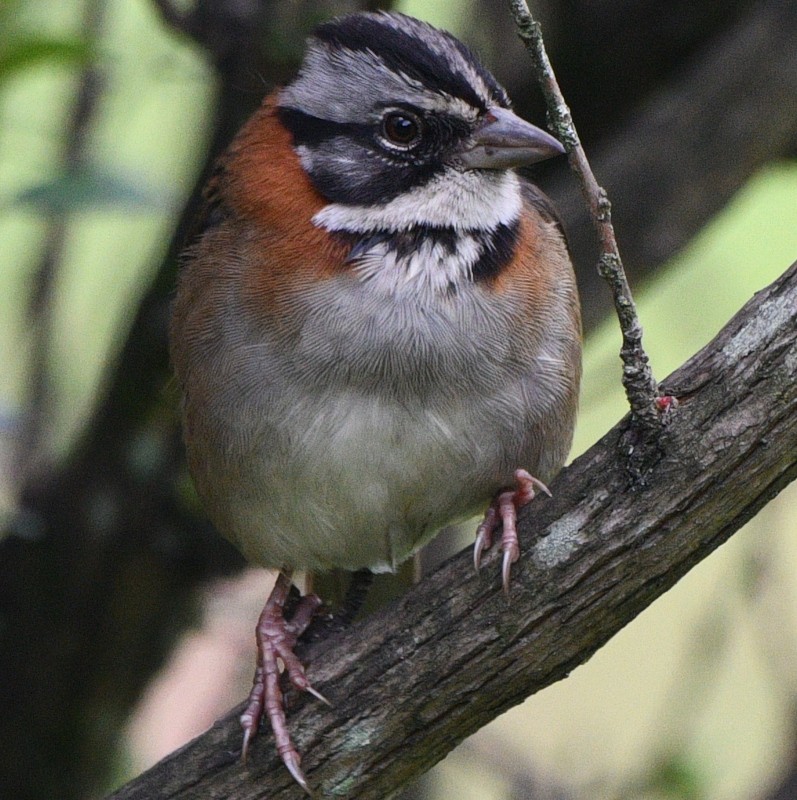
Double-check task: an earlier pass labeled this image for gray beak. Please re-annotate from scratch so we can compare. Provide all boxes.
[457,107,565,170]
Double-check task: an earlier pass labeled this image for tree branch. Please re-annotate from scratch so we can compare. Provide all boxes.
[107,261,797,799]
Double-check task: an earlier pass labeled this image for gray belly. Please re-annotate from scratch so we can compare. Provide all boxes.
[210,387,525,571]
[186,277,576,572]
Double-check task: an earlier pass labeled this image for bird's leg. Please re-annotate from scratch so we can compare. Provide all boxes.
[473,468,551,595]
[301,568,375,642]
[336,569,375,626]
[240,569,328,793]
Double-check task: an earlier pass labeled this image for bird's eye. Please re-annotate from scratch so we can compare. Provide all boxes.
[381,111,422,148]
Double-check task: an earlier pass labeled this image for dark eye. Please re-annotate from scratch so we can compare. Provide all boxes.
[381,111,422,147]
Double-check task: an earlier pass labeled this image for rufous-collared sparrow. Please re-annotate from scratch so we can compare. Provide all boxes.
[170,10,581,791]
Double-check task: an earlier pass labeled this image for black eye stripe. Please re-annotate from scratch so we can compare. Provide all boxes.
[278,106,470,156]
[277,107,370,148]
[278,106,442,204]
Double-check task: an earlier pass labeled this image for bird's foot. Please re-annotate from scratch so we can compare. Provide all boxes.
[240,570,329,794]
[473,468,551,595]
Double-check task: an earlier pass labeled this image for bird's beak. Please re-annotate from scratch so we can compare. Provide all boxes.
[457,107,565,170]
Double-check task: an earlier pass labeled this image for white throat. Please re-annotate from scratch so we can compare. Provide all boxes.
[311,167,522,298]
[349,233,484,297]
[311,167,522,232]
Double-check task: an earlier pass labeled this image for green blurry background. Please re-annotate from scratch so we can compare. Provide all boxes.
[1,1,796,798]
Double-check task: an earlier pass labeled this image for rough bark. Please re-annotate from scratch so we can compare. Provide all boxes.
[107,262,797,799]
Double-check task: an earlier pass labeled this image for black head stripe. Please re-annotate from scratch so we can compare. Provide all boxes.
[313,13,506,112]
[447,34,510,108]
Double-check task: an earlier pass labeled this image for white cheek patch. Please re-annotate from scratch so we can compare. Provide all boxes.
[313,169,522,232]
[295,144,315,172]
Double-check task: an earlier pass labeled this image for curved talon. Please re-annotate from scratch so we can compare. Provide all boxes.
[241,724,254,763]
[240,664,265,762]
[282,750,312,796]
[473,505,498,572]
[305,684,332,707]
[473,534,486,572]
[502,548,516,596]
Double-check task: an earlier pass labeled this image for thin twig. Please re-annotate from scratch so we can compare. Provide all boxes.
[508,0,664,433]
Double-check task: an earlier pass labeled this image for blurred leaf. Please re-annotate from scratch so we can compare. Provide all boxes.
[644,754,705,800]
[0,37,93,84]
[11,166,168,214]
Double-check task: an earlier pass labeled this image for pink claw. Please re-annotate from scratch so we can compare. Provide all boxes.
[473,469,551,595]
[240,570,324,794]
